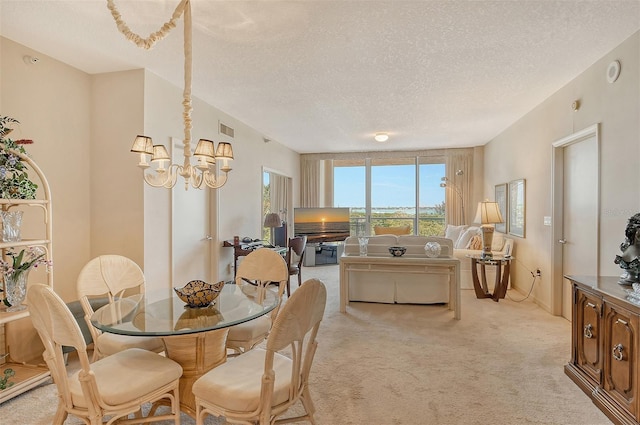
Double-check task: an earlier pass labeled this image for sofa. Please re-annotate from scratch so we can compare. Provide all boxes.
[442,225,515,290]
[356,227,515,291]
[340,235,460,317]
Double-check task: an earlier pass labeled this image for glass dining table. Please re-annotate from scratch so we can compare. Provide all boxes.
[91,282,278,416]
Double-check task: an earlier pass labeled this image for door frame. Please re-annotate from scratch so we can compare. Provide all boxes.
[551,123,600,315]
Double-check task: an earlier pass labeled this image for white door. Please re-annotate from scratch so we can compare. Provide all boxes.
[561,136,598,319]
[172,138,212,286]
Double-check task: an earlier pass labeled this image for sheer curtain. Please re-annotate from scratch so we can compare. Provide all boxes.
[445,151,472,226]
[300,157,321,207]
[270,173,289,218]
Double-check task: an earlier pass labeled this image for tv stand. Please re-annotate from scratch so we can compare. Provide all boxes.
[304,242,343,267]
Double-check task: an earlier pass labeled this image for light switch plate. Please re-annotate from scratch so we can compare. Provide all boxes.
[543,216,552,226]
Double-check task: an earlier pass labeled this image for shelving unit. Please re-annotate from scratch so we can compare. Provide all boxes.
[0,147,53,403]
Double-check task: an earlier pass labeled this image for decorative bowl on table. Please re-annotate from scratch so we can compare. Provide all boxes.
[174,280,225,308]
[424,242,442,258]
[388,246,407,257]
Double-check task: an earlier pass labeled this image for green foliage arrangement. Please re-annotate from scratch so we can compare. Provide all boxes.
[0,367,15,390]
[0,116,38,199]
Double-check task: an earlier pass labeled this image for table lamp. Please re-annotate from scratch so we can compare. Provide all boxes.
[263,212,282,245]
[473,200,504,258]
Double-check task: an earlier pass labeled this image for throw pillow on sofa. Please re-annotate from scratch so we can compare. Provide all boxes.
[444,225,467,244]
[491,232,505,251]
[455,226,481,249]
[468,235,483,250]
[374,225,411,235]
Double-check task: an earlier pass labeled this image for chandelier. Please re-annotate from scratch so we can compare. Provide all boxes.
[108,0,233,190]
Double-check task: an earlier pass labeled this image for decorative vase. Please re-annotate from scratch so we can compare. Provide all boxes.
[3,270,29,312]
[358,237,369,256]
[0,211,24,242]
[424,242,442,258]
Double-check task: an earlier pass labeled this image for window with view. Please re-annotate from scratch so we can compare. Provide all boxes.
[333,158,445,236]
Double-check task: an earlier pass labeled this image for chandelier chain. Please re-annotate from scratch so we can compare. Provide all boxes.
[109,0,232,190]
[106,0,187,50]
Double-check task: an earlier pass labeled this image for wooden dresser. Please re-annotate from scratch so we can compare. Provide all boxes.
[565,275,640,425]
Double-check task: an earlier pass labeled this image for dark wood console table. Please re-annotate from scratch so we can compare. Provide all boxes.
[565,275,640,425]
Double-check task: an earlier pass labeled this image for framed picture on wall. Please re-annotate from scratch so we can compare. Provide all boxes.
[508,179,526,238]
[494,183,508,234]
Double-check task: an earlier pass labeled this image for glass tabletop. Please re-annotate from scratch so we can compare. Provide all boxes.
[466,254,513,264]
[91,283,278,337]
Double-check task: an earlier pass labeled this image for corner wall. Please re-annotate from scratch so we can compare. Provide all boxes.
[1,37,91,302]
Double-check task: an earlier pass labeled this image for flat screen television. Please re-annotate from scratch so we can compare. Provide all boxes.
[294,207,351,243]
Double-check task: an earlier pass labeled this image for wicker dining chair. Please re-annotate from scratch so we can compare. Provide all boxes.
[193,278,327,425]
[77,255,165,361]
[286,235,307,297]
[225,248,289,355]
[27,283,182,425]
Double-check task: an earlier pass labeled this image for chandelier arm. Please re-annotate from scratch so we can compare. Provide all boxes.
[106,0,187,50]
[203,170,229,190]
[143,166,179,188]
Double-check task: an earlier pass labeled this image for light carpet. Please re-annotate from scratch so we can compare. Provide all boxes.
[1,264,611,424]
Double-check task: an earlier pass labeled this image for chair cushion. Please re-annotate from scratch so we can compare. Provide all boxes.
[227,316,272,341]
[193,348,292,412]
[68,348,182,407]
[96,333,164,356]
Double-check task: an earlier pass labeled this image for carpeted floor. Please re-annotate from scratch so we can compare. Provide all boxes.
[1,264,611,424]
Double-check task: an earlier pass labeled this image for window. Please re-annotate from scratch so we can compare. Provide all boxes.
[333,157,445,236]
[333,160,365,235]
[418,161,446,236]
[371,158,416,233]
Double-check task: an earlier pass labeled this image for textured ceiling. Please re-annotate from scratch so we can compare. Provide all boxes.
[1,1,639,153]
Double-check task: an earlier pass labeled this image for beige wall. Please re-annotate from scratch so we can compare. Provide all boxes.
[1,37,301,302]
[1,37,91,302]
[483,31,640,312]
[91,70,145,267]
[216,113,300,281]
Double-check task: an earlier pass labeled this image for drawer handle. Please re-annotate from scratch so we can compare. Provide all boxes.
[613,343,624,361]
[616,318,628,326]
[584,324,593,339]
[586,302,597,309]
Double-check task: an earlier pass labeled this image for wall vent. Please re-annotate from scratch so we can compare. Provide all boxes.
[219,122,235,138]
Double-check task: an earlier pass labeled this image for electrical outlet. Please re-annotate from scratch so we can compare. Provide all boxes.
[535,269,541,277]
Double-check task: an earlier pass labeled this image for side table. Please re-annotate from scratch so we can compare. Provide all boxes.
[468,255,512,302]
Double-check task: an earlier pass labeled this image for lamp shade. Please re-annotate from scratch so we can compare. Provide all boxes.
[131,135,153,154]
[194,139,215,160]
[263,212,282,228]
[215,142,234,160]
[474,201,504,225]
[151,145,170,161]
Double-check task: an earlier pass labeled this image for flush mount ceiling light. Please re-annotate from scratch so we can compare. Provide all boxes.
[108,0,233,190]
[374,133,389,143]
